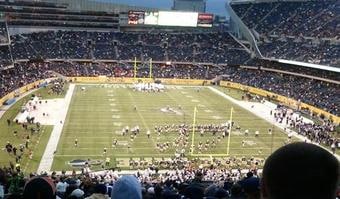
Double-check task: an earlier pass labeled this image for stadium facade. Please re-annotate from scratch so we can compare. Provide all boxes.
[173,0,207,12]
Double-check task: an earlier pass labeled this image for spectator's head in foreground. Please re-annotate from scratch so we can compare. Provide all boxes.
[111,175,142,199]
[23,176,56,199]
[261,142,339,199]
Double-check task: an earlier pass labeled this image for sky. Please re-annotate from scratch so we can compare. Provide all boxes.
[95,0,229,16]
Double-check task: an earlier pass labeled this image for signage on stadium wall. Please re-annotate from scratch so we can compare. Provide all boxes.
[157,11,198,27]
[219,81,340,124]
[197,13,214,27]
[128,10,213,27]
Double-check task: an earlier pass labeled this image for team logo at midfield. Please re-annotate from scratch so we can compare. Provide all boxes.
[68,159,103,167]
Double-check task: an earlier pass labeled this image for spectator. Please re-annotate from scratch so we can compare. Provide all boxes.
[85,184,109,199]
[261,142,339,199]
[184,171,205,199]
[22,176,55,199]
[111,175,142,199]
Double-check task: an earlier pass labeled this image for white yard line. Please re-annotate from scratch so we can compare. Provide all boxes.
[37,84,75,173]
[208,86,339,159]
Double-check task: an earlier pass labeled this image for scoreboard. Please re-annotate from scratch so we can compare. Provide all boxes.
[128,10,213,27]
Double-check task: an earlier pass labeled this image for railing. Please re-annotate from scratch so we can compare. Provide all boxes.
[226,2,263,58]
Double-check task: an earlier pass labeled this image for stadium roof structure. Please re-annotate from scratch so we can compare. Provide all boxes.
[230,0,319,4]
[43,0,159,13]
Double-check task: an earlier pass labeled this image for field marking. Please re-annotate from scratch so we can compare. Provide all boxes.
[58,146,275,150]
[108,99,116,101]
[186,95,193,98]
[112,115,121,119]
[198,104,206,107]
[110,103,116,106]
[37,84,75,173]
[204,109,212,113]
[212,116,222,120]
[127,90,157,150]
[113,122,122,126]
[75,83,203,87]
[55,154,174,157]
[23,127,46,172]
[191,99,200,102]
[111,109,119,112]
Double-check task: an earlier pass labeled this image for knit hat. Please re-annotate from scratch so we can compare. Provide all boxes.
[111,175,142,199]
[23,177,56,199]
[240,176,260,193]
[70,188,84,198]
[94,184,107,194]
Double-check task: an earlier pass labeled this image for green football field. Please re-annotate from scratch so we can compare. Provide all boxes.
[51,84,293,170]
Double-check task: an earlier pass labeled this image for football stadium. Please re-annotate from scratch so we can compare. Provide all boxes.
[0,0,339,198]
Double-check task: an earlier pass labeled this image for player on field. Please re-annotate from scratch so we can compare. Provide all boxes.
[103,147,107,156]
[112,138,117,147]
[105,157,110,166]
[255,131,259,137]
[268,128,272,135]
[74,139,78,147]
[245,129,249,136]
[147,130,150,138]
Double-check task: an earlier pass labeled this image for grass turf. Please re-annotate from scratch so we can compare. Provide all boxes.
[52,84,295,171]
[0,84,67,173]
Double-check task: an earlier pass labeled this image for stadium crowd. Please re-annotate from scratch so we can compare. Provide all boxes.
[0,28,336,67]
[1,62,338,116]
[6,31,250,65]
[0,142,338,199]
[231,0,339,67]
[271,106,338,151]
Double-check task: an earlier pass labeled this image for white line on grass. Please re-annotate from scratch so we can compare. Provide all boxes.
[23,127,46,172]
[55,154,174,157]
[127,91,157,150]
[37,84,75,173]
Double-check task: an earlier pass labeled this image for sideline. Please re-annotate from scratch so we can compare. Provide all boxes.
[37,84,75,173]
[0,89,38,119]
[208,86,339,160]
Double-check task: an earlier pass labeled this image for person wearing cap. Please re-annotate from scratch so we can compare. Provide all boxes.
[111,175,142,199]
[85,184,109,199]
